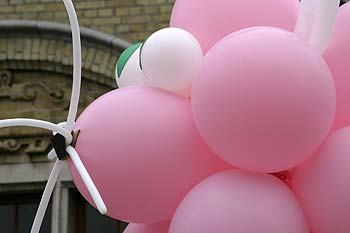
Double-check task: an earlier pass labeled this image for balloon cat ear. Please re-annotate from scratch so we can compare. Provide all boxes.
[295,0,340,53]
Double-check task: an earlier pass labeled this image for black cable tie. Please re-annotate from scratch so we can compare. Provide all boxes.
[51,130,80,161]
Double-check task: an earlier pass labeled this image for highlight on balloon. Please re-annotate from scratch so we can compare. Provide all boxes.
[0,0,349,233]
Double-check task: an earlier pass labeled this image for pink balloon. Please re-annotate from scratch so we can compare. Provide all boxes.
[192,27,336,173]
[291,127,350,233]
[124,222,170,233]
[169,170,310,233]
[170,0,299,53]
[68,86,229,223]
[323,2,350,131]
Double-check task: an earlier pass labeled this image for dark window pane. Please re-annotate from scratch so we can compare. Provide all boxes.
[17,203,52,233]
[0,193,52,233]
[72,189,127,233]
[40,204,52,233]
[18,203,37,233]
[0,205,15,233]
[85,203,117,233]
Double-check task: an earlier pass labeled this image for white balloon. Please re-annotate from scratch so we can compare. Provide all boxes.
[116,45,148,88]
[140,27,203,93]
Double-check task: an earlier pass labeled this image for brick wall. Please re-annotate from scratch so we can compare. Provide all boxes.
[0,0,175,42]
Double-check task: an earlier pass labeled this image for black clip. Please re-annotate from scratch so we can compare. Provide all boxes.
[51,130,80,160]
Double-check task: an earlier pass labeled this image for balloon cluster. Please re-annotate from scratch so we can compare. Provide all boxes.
[4,0,347,232]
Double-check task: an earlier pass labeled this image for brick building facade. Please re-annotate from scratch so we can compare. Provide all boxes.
[0,0,175,42]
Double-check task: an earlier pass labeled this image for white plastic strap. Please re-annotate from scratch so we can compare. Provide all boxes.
[30,1,107,232]
[309,0,340,53]
[0,119,72,143]
[30,160,65,233]
[294,0,320,41]
[295,0,340,53]
[66,146,107,214]
[63,0,82,132]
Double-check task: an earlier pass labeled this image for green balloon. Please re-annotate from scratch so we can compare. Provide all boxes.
[116,43,143,78]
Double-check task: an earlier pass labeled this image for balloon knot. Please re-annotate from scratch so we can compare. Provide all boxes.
[271,171,291,183]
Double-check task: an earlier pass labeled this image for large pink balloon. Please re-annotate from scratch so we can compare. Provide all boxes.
[192,27,336,173]
[68,86,229,223]
[169,170,310,233]
[124,222,169,233]
[291,127,350,233]
[323,2,350,131]
[170,0,299,53]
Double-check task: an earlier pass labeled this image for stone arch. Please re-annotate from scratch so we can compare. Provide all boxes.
[0,20,129,161]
